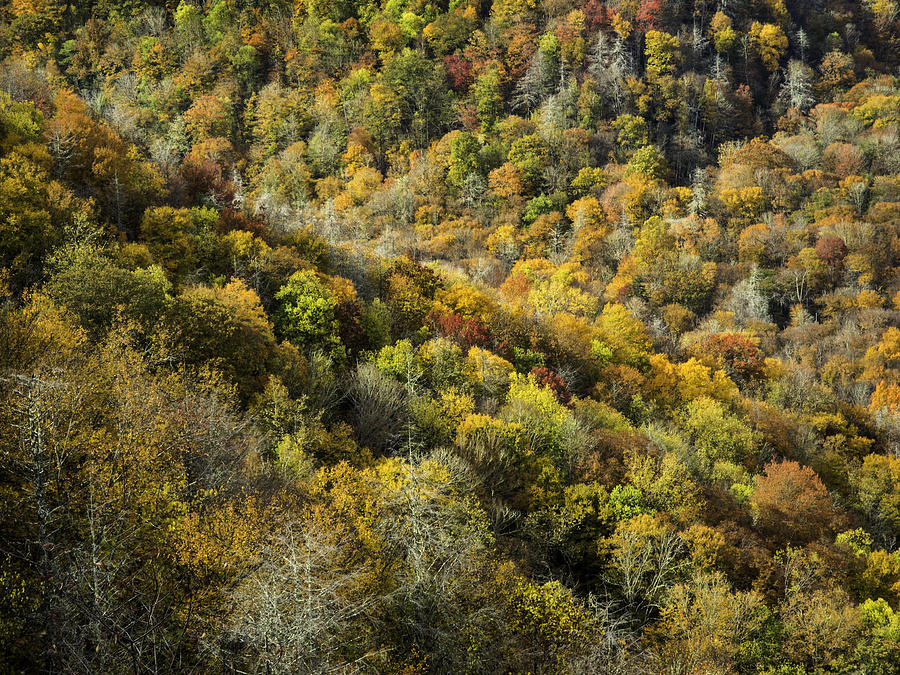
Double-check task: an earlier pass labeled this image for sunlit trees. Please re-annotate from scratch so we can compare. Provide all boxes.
[504,579,595,672]
[603,514,688,621]
[681,396,757,475]
[223,523,379,674]
[852,454,900,540]
[6,0,900,670]
[697,333,767,384]
[275,270,346,364]
[139,206,218,280]
[164,279,277,398]
[184,94,234,144]
[651,572,764,672]
[749,22,788,71]
[45,91,165,233]
[473,66,504,132]
[0,328,264,672]
[508,133,548,193]
[0,144,60,284]
[781,60,815,112]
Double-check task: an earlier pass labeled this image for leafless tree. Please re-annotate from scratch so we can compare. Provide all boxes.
[374,455,499,670]
[587,33,631,114]
[605,525,688,624]
[512,48,559,113]
[724,269,771,325]
[570,595,656,675]
[780,60,815,112]
[222,524,381,675]
[348,363,407,455]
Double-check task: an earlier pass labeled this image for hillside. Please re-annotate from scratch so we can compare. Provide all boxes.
[2,0,900,672]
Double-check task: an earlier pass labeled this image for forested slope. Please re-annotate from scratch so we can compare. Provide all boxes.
[3,0,900,672]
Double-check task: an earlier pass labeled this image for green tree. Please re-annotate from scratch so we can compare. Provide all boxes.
[680,397,757,475]
[625,145,668,180]
[644,30,680,79]
[275,269,346,364]
[447,131,481,191]
[473,66,503,132]
[613,113,650,155]
[0,146,58,284]
[139,206,219,280]
[508,134,548,192]
[44,242,172,336]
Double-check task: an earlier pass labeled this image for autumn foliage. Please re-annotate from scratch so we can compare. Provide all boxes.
[1,0,900,671]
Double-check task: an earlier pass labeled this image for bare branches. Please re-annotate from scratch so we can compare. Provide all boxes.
[222,524,379,675]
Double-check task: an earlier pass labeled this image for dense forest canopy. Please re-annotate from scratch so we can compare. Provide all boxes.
[3,0,900,672]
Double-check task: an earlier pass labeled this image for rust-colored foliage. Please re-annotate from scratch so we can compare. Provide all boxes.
[700,333,766,382]
[753,461,837,543]
[529,366,572,405]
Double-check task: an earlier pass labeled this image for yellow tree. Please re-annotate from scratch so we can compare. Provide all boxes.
[749,22,788,71]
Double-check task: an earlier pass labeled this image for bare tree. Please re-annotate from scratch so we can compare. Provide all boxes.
[348,363,407,455]
[222,524,381,675]
[797,28,810,63]
[724,268,771,325]
[375,455,498,671]
[780,60,815,112]
[570,596,656,675]
[605,524,688,624]
[587,33,632,113]
[512,51,556,113]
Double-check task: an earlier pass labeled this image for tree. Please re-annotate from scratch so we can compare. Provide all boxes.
[753,461,836,543]
[164,280,277,399]
[369,16,403,57]
[139,206,217,279]
[781,60,814,112]
[603,514,688,621]
[249,83,313,158]
[625,146,668,180]
[507,134,548,192]
[511,41,556,113]
[473,66,503,132]
[373,456,499,668]
[855,598,900,673]
[375,48,455,148]
[698,333,767,383]
[44,242,172,336]
[613,114,650,155]
[710,12,738,53]
[817,51,856,98]
[780,584,861,669]
[447,131,481,191]
[0,145,59,284]
[815,236,848,268]
[0,334,261,672]
[852,454,900,540]
[504,579,595,672]
[348,363,406,454]
[275,270,346,364]
[45,91,165,233]
[223,523,379,674]
[749,22,787,71]
[651,572,764,672]
[184,94,234,143]
[680,396,757,475]
[644,30,680,79]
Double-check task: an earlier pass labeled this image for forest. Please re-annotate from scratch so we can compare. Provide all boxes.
[2,0,900,672]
